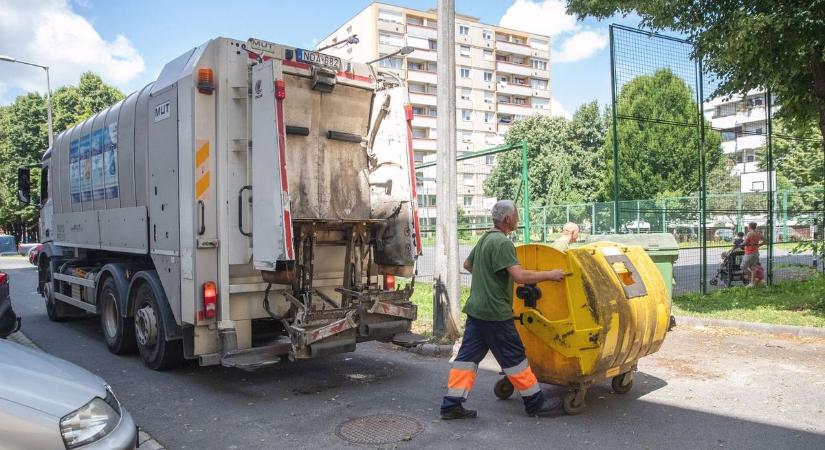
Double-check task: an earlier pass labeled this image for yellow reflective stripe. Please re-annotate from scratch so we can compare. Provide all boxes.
[195,172,210,199]
[195,141,209,167]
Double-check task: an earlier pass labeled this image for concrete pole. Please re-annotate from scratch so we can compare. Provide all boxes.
[436,0,460,340]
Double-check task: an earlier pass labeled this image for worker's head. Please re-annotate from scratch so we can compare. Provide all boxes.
[491,200,518,233]
[561,222,580,243]
[748,222,757,231]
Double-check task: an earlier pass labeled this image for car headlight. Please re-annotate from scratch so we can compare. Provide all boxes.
[59,390,121,449]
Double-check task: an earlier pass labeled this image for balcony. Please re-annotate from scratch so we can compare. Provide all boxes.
[379,43,402,55]
[407,70,437,84]
[407,23,437,39]
[497,82,532,96]
[497,102,531,116]
[531,88,551,98]
[409,48,437,62]
[413,138,437,151]
[495,40,532,56]
[496,61,532,77]
[378,20,405,34]
[409,92,437,106]
[412,115,437,128]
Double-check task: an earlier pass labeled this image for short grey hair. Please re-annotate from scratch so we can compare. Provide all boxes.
[491,200,517,225]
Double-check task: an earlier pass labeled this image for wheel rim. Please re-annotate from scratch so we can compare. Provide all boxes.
[102,291,118,339]
[135,303,159,347]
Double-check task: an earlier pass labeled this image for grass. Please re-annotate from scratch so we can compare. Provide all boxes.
[673,275,825,327]
[403,280,470,335]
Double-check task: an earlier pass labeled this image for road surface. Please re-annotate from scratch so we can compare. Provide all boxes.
[3,256,823,449]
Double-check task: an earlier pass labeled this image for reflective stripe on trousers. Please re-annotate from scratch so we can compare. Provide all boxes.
[503,359,541,397]
[446,361,478,398]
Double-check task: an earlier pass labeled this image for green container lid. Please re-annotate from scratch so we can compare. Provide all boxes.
[584,233,679,260]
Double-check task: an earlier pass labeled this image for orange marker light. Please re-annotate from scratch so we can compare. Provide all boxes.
[197,68,214,95]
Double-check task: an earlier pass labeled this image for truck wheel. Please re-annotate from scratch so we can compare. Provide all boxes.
[99,278,137,355]
[43,270,81,322]
[133,283,182,370]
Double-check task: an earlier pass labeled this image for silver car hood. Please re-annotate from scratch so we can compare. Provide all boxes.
[0,339,105,417]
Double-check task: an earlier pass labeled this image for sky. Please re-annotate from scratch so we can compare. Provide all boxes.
[0,0,645,118]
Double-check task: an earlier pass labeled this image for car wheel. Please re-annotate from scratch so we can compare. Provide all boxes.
[99,278,137,355]
[133,282,182,370]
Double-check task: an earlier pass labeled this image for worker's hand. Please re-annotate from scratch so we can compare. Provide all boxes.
[544,269,566,282]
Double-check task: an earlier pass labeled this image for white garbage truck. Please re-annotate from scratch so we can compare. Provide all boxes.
[18,37,422,370]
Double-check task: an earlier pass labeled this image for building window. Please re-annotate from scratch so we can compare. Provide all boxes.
[460,88,472,101]
[428,39,437,50]
[427,107,437,117]
[459,25,470,35]
[511,55,525,65]
[460,45,471,57]
[483,71,493,82]
[483,49,493,61]
[379,32,404,46]
[531,59,548,70]
[407,16,424,26]
[752,181,764,191]
[407,35,429,49]
[460,67,471,78]
[408,61,424,71]
[754,127,764,135]
[426,62,437,73]
[483,91,493,104]
[412,106,424,116]
[532,97,548,110]
[531,78,548,90]
[414,151,425,162]
[378,9,402,23]
[463,173,473,182]
[461,131,472,143]
[462,110,472,121]
[715,103,737,117]
[463,196,473,207]
[498,95,510,104]
[484,112,494,123]
[485,154,495,165]
[530,38,548,50]
[409,83,425,93]
[412,127,428,138]
[499,115,513,124]
[747,154,755,162]
[514,77,527,85]
[379,55,402,69]
[721,130,737,141]
[485,134,497,145]
[483,29,492,40]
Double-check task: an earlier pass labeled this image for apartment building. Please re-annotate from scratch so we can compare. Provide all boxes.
[318,2,552,225]
[703,90,777,193]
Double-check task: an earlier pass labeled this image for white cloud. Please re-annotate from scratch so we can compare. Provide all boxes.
[500,0,608,64]
[0,0,144,104]
[554,30,608,63]
[551,98,571,119]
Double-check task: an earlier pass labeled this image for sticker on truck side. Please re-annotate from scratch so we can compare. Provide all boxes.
[153,101,171,122]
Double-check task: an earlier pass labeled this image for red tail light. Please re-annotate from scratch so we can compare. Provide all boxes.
[0,272,7,285]
[203,281,217,319]
[275,79,286,99]
[384,274,395,290]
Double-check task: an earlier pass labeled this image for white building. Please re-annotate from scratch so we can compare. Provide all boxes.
[318,2,552,224]
[703,90,777,193]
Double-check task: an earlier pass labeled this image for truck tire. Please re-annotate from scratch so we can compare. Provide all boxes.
[133,282,183,370]
[43,267,82,322]
[99,277,137,355]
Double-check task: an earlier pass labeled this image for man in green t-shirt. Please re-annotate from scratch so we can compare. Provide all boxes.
[441,200,566,420]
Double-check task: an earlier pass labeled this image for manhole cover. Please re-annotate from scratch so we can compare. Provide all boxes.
[336,414,422,445]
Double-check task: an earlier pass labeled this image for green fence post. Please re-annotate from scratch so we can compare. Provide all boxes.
[766,88,774,285]
[609,25,621,233]
[591,203,596,235]
[522,141,530,243]
[736,190,743,232]
[782,189,789,241]
[662,198,667,232]
[542,207,547,242]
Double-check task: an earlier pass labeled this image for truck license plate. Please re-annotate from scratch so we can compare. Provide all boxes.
[295,49,342,71]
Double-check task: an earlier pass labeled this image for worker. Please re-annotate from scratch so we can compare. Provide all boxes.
[551,222,580,252]
[440,200,566,420]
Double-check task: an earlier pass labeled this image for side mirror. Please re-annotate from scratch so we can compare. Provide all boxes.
[17,167,31,205]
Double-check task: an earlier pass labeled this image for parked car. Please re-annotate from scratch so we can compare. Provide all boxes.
[0,234,16,256]
[0,339,138,449]
[27,243,43,266]
[18,242,39,256]
[714,229,734,242]
[0,271,19,338]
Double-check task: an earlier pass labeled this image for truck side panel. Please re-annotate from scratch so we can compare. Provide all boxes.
[134,84,153,208]
[117,91,138,209]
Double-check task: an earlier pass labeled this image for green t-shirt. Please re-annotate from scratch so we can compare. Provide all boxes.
[463,230,520,321]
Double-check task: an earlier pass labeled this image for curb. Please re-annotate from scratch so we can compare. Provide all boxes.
[6,331,168,449]
[675,315,825,338]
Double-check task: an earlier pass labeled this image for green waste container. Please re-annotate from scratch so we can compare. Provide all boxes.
[584,233,680,298]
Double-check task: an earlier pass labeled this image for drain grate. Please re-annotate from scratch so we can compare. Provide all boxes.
[336,414,422,445]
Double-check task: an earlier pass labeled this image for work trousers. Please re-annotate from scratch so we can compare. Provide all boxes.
[441,315,545,414]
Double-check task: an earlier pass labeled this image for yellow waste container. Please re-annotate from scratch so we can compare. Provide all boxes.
[493,242,671,414]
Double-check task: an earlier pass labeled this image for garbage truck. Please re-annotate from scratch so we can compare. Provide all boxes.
[17,37,422,370]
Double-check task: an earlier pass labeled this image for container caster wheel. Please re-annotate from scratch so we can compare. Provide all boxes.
[563,390,586,415]
[611,372,633,394]
[494,377,514,400]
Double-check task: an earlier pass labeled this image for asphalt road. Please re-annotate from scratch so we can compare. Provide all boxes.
[416,244,817,294]
[3,256,824,449]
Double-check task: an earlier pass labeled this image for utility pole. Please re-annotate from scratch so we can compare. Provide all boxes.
[436,0,460,340]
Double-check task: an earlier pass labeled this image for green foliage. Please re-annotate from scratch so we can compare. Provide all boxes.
[483,102,608,206]
[566,0,825,144]
[601,69,723,201]
[0,73,123,238]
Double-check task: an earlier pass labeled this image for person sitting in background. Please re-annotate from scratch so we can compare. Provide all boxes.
[551,222,580,253]
[732,231,745,249]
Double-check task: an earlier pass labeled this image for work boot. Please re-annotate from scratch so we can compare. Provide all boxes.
[440,404,478,420]
[529,397,563,418]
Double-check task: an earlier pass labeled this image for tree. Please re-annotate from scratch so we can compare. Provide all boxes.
[0,73,123,239]
[566,0,825,149]
[568,101,607,201]
[600,69,723,201]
